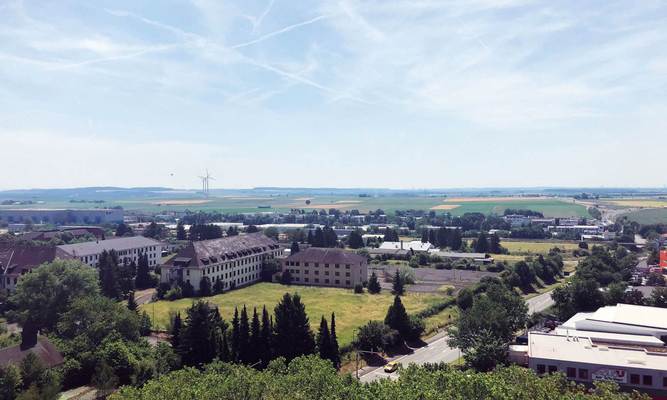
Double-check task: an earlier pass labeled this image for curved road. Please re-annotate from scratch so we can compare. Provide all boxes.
[358,290,556,382]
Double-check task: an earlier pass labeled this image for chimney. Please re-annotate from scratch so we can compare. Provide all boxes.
[20,321,38,350]
[400,240,403,250]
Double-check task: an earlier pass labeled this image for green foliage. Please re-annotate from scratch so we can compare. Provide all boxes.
[199,277,212,297]
[347,231,365,249]
[135,254,153,290]
[354,321,400,352]
[354,284,364,294]
[384,296,415,340]
[177,301,226,367]
[10,259,100,332]
[273,294,315,361]
[112,355,648,400]
[448,282,527,371]
[367,272,381,294]
[391,270,404,296]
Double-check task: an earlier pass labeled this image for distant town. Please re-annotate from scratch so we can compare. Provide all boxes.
[0,187,665,398]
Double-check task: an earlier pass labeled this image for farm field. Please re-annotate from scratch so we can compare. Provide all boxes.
[0,195,591,217]
[501,241,580,255]
[622,208,667,224]
[141,283,448,346]
[605,199,667,208]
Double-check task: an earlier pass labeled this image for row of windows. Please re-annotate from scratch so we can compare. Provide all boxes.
[288,269,350,277]
[185,273,260,287]
[195,264,261,280]
[286,261,352,269]
[537,364,667,388]
[293,277,351,286]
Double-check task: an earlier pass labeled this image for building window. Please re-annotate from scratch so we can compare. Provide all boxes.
[305,278,309,283]
[548,366,557,374]
[346,272,350,277]
[537,365,546,374]
[324,264,329,268]
[335,272,340,276]
[345,280,350,286]
[566,368,576,378]
[315,278,319,283]
[662,377,667,388]
[630,374,640,385]
[578,369,588,380]
[335,280,340,284]
[325,279,329,284]
[325,271,329,276]
[643,375,653,386]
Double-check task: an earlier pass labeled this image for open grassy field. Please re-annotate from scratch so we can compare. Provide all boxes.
[501,241,580,255]
[0,195,589,217]
[622,208,667,224]
[141,283,448,346]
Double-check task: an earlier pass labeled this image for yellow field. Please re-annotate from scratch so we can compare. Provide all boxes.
[608,199,667,208]
[142,283,448,346]
[502,241,579,254]
[430,204,461,210]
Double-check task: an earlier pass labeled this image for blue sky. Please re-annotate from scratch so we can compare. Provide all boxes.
[1,0,666,189]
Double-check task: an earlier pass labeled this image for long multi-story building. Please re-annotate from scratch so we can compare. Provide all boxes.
[57,236,163,267]
[281,247,367,288]
[160,233,282,291]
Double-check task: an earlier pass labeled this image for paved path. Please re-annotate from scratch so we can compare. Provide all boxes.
[135,288,156,305]
[359,331,459,383]
[526,290,555,315]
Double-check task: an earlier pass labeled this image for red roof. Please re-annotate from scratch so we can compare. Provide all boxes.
[0,245,71,277]
[0,337,64,368]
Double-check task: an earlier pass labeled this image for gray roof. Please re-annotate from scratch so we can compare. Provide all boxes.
[165,233,279,268]
[286,247,366,265]
[433,251,489,259]
[57,236,162,257]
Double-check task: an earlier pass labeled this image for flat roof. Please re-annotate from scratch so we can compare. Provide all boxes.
[528,332,667,370]
[553,328,665,346]
[587,304,667,330]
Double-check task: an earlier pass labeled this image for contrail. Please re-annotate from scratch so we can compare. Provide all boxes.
[231,15,329,49]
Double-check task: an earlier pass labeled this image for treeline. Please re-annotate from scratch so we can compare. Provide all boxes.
[503,209,544,217]
[170,293,341,371]
[418,228,463,250]
[501,250,565,292]
[112,355,646,400]
[552,245,641,320]
[97,250,156,300]
[306,227,338,248]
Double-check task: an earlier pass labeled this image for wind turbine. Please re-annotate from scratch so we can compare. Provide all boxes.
[198,169,215,197]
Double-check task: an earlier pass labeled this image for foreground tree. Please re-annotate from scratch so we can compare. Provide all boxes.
[273,293,315,361]
[392,269,404,296]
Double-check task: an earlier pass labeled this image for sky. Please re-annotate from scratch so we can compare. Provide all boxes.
[1,0,666,190]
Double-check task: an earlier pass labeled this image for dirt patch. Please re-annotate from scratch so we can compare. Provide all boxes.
[150,199,212,205]
[443,196,549,202]
[336,200,362,204]
[430,204,461,210]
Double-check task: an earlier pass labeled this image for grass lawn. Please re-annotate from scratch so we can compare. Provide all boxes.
[142,282,449,347]
[502,241,579,255]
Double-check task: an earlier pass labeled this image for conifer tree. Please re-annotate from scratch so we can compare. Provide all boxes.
[170,312,182,350]
[231,307,240,362]
[135,253,152,289]
[273,293,315,361]
[220,334,230,362]
[385,295,411,340]
[259,306,272,367]
[392,269,404,296]
[239,306,250,363]
[317,316,331,362]
[367,272,381,294]
[126,291,138,312]
[176,221,187,240]
[248,307,261,366]
[330,312,340,369]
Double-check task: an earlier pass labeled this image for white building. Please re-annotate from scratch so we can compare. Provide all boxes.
[57,236,163,268]
[559,304,667,341]
[504,214,531,227]
[379,241,433,253]
[160,233,282,292]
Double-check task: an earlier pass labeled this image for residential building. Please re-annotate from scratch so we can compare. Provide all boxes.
[0,326,64,369]
[0,208,123,225]
[57,236,163,268]
[281,247,367,288]
[20,226,106,242]
[160,233,282,291]
[504,214,531,227]
[548,225,603,237]
[0,245,70,292]
[379,241,433,253]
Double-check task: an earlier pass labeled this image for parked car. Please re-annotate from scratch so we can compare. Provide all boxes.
[384,361,400,373]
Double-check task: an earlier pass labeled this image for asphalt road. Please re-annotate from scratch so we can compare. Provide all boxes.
[526,290,555,315]
[359,332,459,383]
[358,290,556,382]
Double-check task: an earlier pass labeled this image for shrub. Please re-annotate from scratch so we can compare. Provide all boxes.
[354,284,364,294]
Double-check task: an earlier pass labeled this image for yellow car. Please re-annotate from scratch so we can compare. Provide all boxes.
[384,361,400,373]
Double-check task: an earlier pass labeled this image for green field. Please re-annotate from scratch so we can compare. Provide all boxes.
[1,195,590,217]
[622,208,667,224]
[141,283,448,346]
